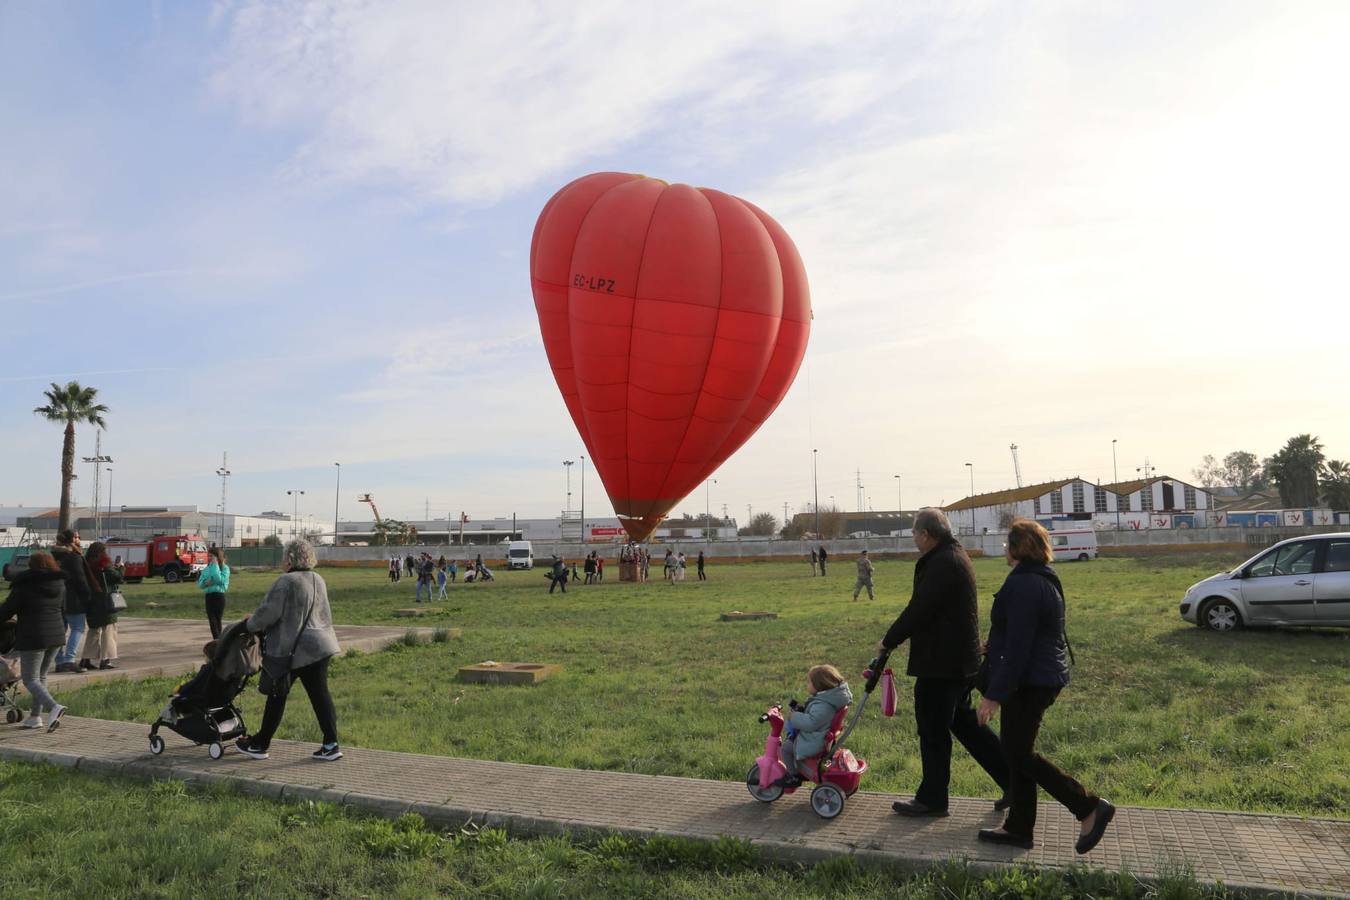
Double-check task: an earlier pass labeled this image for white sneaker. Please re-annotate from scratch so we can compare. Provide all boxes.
[47,704,66,732]
[20,716,43,729]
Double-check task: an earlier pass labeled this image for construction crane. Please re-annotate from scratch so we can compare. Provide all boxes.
[357,493,382,526]
[1010,444,1023,488]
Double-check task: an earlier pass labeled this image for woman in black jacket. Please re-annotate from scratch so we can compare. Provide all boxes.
[976,518,1113,854]
[83,541,122,670]
[0,552,69,731]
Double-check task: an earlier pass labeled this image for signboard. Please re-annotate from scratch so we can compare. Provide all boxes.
[1282,510,1307,527]
[1151,515,1173,529]
[588,526,625,537]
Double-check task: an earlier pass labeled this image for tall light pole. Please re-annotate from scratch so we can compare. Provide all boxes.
[705,478,717,542]
[894,474,903,552]
[333,462,341,547]
[562,460,574,515]
[965,462,975,535]
[287,490,305,539]
[81,431,112,537]
[105,468,113,534]
[812,449,820,539]
[579,454,585,544]
[215,453,231,548]
[1112,439,1120,530]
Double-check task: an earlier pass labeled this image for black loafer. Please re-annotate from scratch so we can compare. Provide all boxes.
[978,828,1034,849]
[994,795,1011,811]
[1075,799,1116,855]
[892,799,949,817]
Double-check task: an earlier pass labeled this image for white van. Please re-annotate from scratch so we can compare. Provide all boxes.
[1048,528,1097,562]
[506,540,534,570]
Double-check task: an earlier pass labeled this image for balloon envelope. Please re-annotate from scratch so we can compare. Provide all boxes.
[530,172,810,542]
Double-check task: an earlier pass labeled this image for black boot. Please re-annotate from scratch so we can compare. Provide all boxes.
[79,659,95,671]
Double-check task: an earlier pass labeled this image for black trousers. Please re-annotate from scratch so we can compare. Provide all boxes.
[912,677,1009,810]
[253,656,338,749]
[549,575,566,593]
[697,567,706,580]
[204,592,226,639]
[1000,686,1098,837]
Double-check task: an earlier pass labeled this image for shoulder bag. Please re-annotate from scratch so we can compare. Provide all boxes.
[258,573,317,698]
[105,571,128,613]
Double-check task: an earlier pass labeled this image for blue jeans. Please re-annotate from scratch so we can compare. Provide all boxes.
[57,613,87,665]
[416,580,430,602]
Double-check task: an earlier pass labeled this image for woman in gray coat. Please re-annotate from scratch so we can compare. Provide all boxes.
[235,539,343,762]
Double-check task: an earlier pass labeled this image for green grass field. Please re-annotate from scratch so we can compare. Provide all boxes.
[51,554,1350,817]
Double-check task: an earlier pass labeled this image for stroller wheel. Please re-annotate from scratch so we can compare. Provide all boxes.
[5,708,20,724]
[208,741,224,760]
[810,783,845,819]
[149,734,165,755]
[745,764,784,803]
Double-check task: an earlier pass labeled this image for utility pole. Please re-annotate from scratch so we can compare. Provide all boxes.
[563,460,574,514]
[82,430,112,538]
[782,501,789,535]
[333,462,341,547]
[216,453,231,548]
[856,467,863,513]
[579,454,585,545]
[1010,443,1023,488]
[894,473,902,552]
[965,462,975,535]
[105,468,113,533]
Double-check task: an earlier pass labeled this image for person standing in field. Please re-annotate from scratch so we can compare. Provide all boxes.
[640,548,651,581]
[663,549,675,582]
[975,518,1113,854]
[0,551,69,731]
[596,554,605,582]
[197,546,231,639]
[810,547,818,576]
[876,508,1009,818]
[51,529,94,674]
[435,559,448,600]
[583,553,596,585]
[447,559,458,583]
[676,552,687,581]
[853,549,875,601]
[547,556,568,594]
[697,551,706,581]
[388,557,399,583]
[817,545,828,576]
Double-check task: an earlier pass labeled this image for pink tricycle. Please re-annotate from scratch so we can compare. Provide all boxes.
[745,650,892,819]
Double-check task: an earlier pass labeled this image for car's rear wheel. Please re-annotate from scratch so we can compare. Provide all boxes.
[1201,598,1241,632]
[163,568,181,583]
[1077,553,1090,562]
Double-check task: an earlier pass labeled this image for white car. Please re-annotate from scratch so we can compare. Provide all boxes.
[1180,533,1350,631]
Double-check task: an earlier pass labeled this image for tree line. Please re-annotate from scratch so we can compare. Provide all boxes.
[1193,435,1350,509]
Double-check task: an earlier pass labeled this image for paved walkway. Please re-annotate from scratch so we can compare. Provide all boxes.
[33,618,433,687]
[0,718,1345,897]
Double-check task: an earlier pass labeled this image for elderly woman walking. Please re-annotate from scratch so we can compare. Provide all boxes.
[0,552,69,731]
[976,518,1113,853]
[235,539,343,762]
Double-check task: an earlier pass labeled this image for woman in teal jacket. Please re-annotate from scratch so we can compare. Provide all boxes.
[197,547,231,638]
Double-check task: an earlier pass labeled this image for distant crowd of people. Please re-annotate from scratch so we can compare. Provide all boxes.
[389,553,494,601]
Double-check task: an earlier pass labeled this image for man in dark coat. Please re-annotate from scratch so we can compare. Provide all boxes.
[877,508,1009,816]
[547,556,568,594]
[51,529,93,674]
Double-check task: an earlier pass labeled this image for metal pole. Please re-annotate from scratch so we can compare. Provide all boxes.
[334,462,341,547]
[812,449,819,538]
[579,455,585,545]
[105,468,113,536]
[563,460,574,515]
[216,453,231,548]
[287,490,305,539]
[1112,439,1120,530]
[895,474,902,552]
[965,463,974,535]
[705,478,717,543]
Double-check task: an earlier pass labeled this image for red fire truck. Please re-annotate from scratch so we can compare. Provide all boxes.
[108,534,209,583]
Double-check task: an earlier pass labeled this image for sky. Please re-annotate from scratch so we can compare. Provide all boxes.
[2,0,1348,529]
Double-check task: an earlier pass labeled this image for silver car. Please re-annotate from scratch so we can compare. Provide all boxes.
[1180,533,1350,631]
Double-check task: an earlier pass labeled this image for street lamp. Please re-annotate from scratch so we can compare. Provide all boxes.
[1112,439,1120,531]
[894,474,902,552]
[965,463,975,535]
[579,455,585,544]
[82,442,113,537]
[105,468,113,535]
[562,460,574,515]
[216,456,231,548]
[287,490,305,539]
[333,462,341,547]
[705,478,717,543]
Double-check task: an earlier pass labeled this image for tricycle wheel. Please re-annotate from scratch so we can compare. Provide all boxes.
[149,734,165,755]
[746,764,783,802]
[810,783,845,819]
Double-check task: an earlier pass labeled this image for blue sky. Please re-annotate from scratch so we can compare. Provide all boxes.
[3,1,1348,528]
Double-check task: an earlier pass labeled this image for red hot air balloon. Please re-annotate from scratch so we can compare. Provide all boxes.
[530,172,811,543]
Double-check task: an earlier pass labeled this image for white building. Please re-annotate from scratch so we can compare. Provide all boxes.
[943,475,1215,533]
[16,506,332,548]
[335,514,739,546]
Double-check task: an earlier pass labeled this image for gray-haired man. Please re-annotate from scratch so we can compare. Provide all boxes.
[877,508,1009,816]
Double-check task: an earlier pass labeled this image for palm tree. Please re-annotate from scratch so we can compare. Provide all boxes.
[34,381,110,532]
[1322,460,1350,510]
[1264,434,1324,507]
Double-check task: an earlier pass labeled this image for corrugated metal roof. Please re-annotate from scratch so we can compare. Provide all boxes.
[942,478,1079,512]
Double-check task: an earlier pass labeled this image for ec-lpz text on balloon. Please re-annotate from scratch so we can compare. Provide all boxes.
[572,273,616,293]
